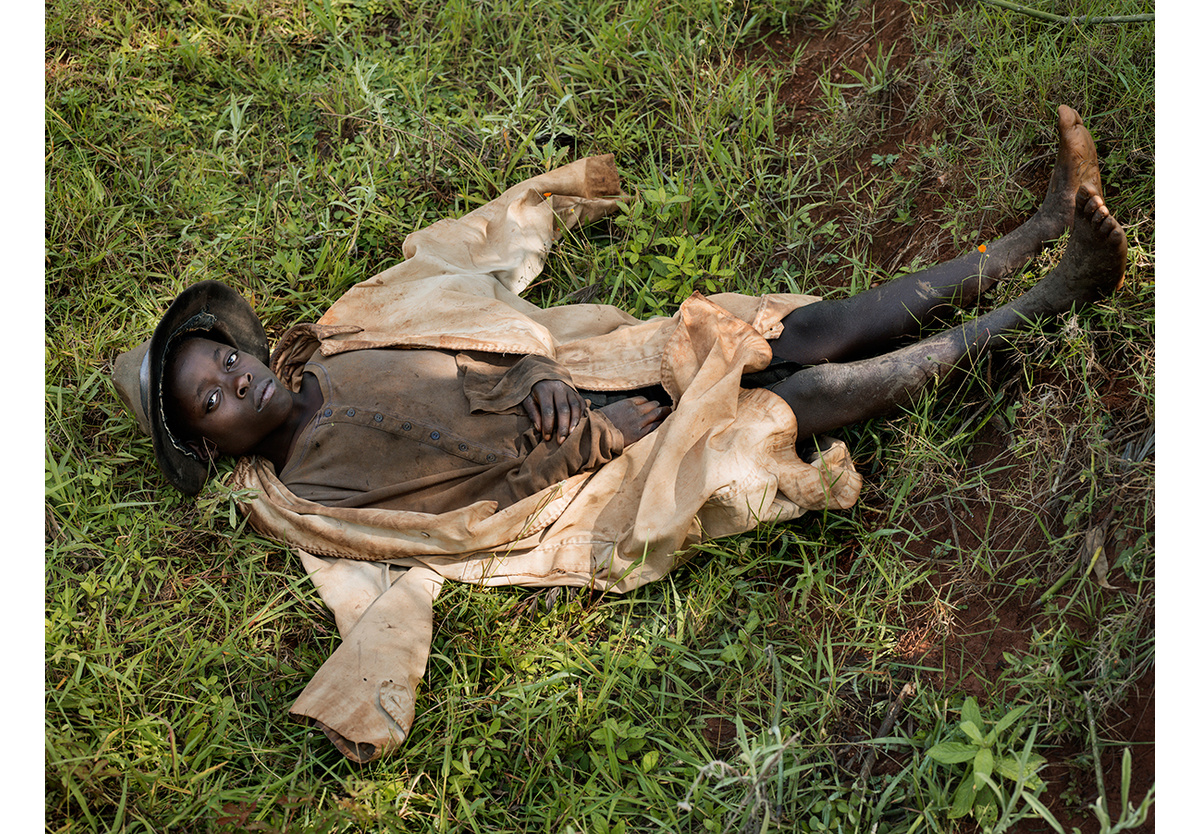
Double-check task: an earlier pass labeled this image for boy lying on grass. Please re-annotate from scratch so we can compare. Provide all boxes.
[114,106,1126,762]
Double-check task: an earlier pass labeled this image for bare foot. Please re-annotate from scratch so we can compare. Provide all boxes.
[937,106,1106,300]
[1035,184,1127,309]
[596,396,671,444]
[1037,105,1103,236]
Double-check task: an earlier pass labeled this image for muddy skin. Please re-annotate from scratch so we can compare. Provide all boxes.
[772,105,1102,366]
[771,184,1126,440]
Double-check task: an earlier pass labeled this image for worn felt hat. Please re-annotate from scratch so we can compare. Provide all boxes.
[113,280,270,495]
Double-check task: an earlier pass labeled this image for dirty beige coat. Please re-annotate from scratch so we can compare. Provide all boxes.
[231,155,863,762]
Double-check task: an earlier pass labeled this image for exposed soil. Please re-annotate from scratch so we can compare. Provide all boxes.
[741,1,1154,830]
[745,0,957,283]
[743,0,1064,291]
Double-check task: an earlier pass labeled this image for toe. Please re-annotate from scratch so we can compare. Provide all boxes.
[1057,104,1082,131]
[1076,187,1102,214]
[1102,214,1124,243]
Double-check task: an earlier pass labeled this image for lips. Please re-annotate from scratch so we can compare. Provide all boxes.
[255,378,275,412]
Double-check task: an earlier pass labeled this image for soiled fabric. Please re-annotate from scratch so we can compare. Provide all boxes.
[280,349,624,514]
[230,154,864,762]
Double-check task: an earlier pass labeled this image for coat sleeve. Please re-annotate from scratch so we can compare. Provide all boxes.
[312,155,626,359]
[456,352,576,413]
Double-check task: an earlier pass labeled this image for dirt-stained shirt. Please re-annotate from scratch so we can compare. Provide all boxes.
[278,347,625,514]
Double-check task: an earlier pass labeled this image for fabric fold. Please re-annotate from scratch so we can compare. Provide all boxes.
[228,155,862,760]
[457,352,576,414]
[290,560,444,762]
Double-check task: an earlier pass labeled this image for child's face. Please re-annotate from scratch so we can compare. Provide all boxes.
[166,336,290,457]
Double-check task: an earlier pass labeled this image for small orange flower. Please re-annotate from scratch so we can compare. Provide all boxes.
[977,244,987,253]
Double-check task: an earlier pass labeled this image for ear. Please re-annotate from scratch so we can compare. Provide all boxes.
[186,437,220,463]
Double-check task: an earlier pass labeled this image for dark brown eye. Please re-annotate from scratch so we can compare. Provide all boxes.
[225,350,239,370]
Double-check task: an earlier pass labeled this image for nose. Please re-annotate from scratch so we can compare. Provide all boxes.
[236,372,253,398]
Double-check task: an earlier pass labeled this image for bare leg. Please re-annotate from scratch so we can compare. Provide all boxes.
[772,106,1102,365]
[771,186,1126,438]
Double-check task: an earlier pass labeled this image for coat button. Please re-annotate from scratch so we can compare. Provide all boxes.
[323,408,333,417]
[486,453,496,462]
[375,413,384,422]
[402,422,412,431]
[430,431,440,440]
[346,408,355,417]
[458,443,468,451]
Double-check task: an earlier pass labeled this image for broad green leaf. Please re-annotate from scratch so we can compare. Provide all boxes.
[950,772,976,819]
[928,741,978,764]
[960,720,985,745]
[973,747,994,781]
[993,704,1029,736]
[961,696,983,729]
[975,771,1005,805]
[972,791,999,829]
[996,754,1046,789]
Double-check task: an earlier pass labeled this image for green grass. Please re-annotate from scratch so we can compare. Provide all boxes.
[46,0,1154,831]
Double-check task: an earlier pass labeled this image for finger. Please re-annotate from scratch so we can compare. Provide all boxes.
[522,395,542,431]
[643,408,672,427]
[642,405,671,432]
[568,392,584,434]
[555,394,573,442]
[541,397,556,440]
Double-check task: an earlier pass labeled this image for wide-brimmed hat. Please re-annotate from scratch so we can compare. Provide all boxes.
[113,280,270,495]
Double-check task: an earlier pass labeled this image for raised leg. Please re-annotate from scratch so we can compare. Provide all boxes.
[771,186,1126,439]
[771,106,1102,366]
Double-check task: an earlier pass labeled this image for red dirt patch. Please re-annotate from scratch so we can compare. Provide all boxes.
[746,0,1068,292]
[741,1,1155,829]
[750,0,966,281]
